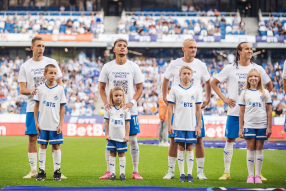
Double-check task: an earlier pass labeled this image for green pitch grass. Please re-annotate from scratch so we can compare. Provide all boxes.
[0,136,285,188]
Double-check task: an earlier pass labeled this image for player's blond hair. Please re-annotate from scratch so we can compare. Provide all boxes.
[109,86,126,107]
[182,38,196,47]
[179,66,193,74]
[244,68,266,104]
[31,36,44,45]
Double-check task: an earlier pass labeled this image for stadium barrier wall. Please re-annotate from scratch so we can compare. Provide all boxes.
[1,115,285,138]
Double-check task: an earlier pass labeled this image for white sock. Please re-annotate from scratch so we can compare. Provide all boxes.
[177,150,185,175]
[168,156,176,173]
[105,149,110,172]
[109,156,116,174]
[38,148,46,171]
[224,142,234,173]
[247,150,255,176]
[129,136,139,172]
[187,151,194,175]
[196,157,205,173]
[53,149,61,171]
[119,156,126,175]
[28,152,37,171]
[255,150,263,176]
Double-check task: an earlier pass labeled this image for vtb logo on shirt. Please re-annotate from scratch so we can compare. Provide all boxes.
[249,102,262,107]
[112,72,130,78]
[43,100,55,107]
[183,102,193,107]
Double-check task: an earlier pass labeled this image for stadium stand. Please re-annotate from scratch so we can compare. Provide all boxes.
[118,12,244,39]
[0,55,285,117]
[0,11,104,36]
[259,13,286,36]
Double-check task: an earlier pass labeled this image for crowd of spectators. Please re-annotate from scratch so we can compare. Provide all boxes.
[118,14,245,36]
[0,54,285,117]
[0,12,104,36]
[259,16,286,36]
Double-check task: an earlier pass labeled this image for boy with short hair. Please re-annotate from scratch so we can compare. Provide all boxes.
[167,66,202,182]
[34,64,66,181]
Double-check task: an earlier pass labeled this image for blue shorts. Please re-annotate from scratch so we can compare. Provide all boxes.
[169,113,205,138]
[37,130,63,145]
[284,116,286,132]
[174,130,197,143]
[244,128,268,140]
[25,112,38,135]
[106,140,127,153]
[103,115,140,135]
[225,115,239,139]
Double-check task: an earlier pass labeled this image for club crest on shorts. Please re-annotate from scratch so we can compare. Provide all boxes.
[245,128,248,133]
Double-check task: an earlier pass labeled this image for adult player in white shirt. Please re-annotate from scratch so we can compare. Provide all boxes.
[238,68,272,184]
[282,60,286,133]
[34,64,67,181]
[18,36,66,179]
[99,38,144,179]
[162,38,211,180]
[104,86,131,181]
[168,66,202,182]
[211,42,273,181]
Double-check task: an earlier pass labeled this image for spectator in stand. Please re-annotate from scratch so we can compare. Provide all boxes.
[214,9,220,17]
[181,4,188,12]
[207,9,214,17]
[60,5,65,12]
[232,15,239,25]
[239,18,245,31]
[220,15,226,24]
[86,0,93,12]
[189,4,195,12]
[227,52,235,64]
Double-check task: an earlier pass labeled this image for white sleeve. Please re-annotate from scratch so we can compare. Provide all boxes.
[18,65,27,83]
[164,63,174,80]
[167,88,176,104]
[53,59,63,79]
[60,88,67,105]
[215,66,229,82]
[98,64,108,83]
[104,109,110,120]
[265,90,272,104]
[195,89,203,104]
[258,66,270,85]
[125,110,131,121]
[133,64,144,84]
[201,62,211,82]
[238,90,246,106]
[282,61,286,79]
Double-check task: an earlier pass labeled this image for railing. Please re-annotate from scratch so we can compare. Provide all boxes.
[0,11,98,16]
[124,11,238,17]
[261,12,286,17]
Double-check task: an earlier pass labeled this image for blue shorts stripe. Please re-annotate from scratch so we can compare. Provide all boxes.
[244,128,267,140]
[106,140,127,153]
[174,130,197,143]
[37,130,63,145]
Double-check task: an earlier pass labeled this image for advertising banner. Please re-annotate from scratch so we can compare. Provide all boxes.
[255,36,284,43]
[37,34,93,41]
[0,34,31,41]
[129,35,157,42]
[225,35,256,43]
[160,35,221,42]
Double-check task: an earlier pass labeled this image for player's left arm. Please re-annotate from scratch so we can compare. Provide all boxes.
[56,78,63,87]
[265,81,273,92]
[126,83,143,111]
[201,79,211,109]
[195,104,201,138]
[57,104,65,134]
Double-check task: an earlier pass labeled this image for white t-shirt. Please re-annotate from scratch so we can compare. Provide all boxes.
[34,83,66,131]
[104,106,131,142]
[282,61,286,79]
[164,58,210,92]
[99,60,144,116]
[167,85,202,131]
[215,63,270,116]
[18,57,63,112]
[238,89,272,129]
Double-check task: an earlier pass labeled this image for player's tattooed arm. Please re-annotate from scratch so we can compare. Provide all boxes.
[126,83,143,111]
[201,80,211,109]
[167,103,174,135]
[99,82,112,110]
[211,78,236,108]
[34,102,41,136]
[162,77,170,106]
[57,104,65,134]
[239,105,245,138]
[19,82,37,95]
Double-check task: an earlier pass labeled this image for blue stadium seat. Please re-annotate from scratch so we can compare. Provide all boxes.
[9,6,15,11]
[273,31,279,36]
[240,30,245,35]
[155,7,160,12]
[142,7,148,11]
[262,63,267,69]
